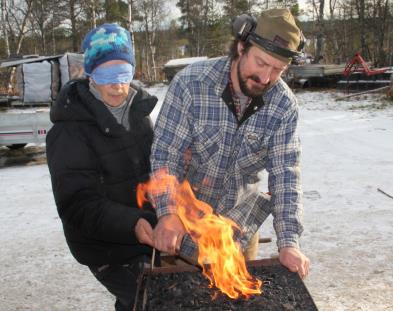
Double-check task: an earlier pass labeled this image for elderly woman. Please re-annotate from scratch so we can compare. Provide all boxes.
[46,23,157,310]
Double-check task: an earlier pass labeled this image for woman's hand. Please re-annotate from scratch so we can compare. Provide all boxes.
[135,218,154,247]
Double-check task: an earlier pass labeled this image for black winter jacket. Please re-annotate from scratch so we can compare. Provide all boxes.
[46,79,158,266]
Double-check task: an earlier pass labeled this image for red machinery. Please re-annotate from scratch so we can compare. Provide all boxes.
[343,52,389,77]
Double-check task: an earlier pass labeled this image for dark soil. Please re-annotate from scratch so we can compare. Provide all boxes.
[136,264,318,311]
[0,145,46,167]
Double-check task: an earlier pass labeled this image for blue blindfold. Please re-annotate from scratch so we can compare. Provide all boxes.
[89,63,134,85]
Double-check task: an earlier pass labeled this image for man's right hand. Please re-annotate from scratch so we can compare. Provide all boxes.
[153,214,186,255]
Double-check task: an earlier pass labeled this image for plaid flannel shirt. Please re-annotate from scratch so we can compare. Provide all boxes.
[150,57,303,258]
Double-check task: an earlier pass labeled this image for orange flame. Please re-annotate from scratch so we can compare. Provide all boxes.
[137,169,262,299]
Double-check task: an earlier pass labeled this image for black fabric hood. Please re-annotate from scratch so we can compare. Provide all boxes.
[50,79,158,136]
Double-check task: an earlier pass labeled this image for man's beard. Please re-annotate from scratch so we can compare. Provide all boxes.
[237,58,269,98]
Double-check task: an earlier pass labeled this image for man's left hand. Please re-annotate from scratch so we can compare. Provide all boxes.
[279,247,310,279]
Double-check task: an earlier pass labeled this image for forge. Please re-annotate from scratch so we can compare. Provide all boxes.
[134,258,318,311]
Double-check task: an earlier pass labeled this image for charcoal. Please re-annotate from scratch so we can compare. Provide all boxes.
[135,264,318,311]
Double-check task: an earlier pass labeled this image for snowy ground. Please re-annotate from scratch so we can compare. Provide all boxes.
[1,86,393,311]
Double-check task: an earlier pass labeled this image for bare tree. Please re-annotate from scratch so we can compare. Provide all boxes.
[370,0,389,65]
[2,0,34,94]
[135,0,167,81]
[310,0,325,63]
[6,0,34,55]
[325,0,340,61]
[127,0,135,58]
[1,0,10,57]
[353,0,369,59]
[69,0,78,51]
[90,0,97,28]
[178,0,224,57]
[81,0,104,32]
[30,0,53,54]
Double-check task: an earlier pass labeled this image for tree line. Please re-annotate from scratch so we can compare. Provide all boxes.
[0,0,392,83]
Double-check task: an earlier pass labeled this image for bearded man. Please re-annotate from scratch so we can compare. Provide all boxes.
[150,8,310,279]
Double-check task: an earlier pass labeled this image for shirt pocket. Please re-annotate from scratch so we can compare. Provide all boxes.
[193,124,222,164]
[236,131,268,177]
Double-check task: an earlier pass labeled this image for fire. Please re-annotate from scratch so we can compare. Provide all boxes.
[137,169,262,299]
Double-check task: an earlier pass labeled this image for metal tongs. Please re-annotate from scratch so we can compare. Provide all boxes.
[133,248,156,311]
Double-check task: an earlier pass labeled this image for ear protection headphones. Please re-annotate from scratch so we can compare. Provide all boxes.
[232,14,305,60]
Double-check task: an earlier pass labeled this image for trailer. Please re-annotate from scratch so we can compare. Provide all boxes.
[163,56,208,81]
[0,106,51,149]
[284,63,347,88]
[0,53,84,149]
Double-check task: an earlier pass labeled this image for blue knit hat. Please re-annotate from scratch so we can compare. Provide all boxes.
[82,23,135,75]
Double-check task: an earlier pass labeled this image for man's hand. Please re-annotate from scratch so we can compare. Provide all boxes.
[135,218,154,247]
[279,247,310,279]
[153,214,186,255]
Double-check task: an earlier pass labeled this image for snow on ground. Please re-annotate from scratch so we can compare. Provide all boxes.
[1,86,393,311]
[261,90,393,311]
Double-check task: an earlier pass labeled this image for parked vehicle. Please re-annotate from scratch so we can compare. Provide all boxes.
[0,53,84,149]
[163,56,208,81]
[0,106,51,149]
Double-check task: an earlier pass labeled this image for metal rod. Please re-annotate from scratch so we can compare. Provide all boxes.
[143,257,281,275]
[151,248,156,271]
[378,188,393,199]
[142,248,156,311]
